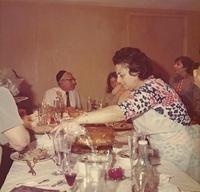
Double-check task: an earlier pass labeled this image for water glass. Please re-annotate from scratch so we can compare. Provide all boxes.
[81,152,110,192]
[52,132,71,175]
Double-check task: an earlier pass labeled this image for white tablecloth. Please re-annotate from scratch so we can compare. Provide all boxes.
[2,152,200,192]
[1,132,200,192]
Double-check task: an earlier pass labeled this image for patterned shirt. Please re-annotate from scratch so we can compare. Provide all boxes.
[118,78,191,126]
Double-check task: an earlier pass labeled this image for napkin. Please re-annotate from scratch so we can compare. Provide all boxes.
[9,185,59,192]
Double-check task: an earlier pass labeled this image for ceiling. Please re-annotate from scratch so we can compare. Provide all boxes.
[58,0,200,11]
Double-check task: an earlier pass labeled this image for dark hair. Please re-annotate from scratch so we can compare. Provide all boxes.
[175,56,195,75]
[106,72,117,93]
[112,47,153,80]
[193,62,200,70]
[56,70,66,82]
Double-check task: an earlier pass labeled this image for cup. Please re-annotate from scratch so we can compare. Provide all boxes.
[52,132,71,175]
[62,158,78,189]
[81,152,110,192]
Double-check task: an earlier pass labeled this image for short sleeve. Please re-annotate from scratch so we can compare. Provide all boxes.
[0,87,22,135]
[118,87,156,120]
[118,79,190,125]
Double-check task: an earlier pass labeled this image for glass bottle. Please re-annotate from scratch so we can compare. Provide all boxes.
[86,96,92,112]
[132,140,157,192]
[129,133,138,180]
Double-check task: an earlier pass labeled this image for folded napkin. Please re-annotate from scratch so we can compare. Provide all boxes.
[10,185,60,192]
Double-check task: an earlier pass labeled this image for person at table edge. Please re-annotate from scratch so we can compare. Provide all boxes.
[0,68,30,187]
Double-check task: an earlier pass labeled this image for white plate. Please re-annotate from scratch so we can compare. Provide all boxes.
[10,151,50,163]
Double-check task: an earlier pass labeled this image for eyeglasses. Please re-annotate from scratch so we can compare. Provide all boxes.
[130,72,138,77]
[60,78,76,82]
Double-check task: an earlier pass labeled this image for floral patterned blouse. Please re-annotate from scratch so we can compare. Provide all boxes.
[118,78,191,126]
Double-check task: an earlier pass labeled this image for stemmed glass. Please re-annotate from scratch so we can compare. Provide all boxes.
[62,157,78,191]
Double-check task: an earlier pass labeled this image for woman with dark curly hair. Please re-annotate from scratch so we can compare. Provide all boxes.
[55,47,200,182]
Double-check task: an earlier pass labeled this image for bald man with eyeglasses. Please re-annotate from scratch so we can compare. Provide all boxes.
[42,70,82,109]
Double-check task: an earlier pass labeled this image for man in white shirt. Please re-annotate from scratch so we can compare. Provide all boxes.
[43,70,82,109]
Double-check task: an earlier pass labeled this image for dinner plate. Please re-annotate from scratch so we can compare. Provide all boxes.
[10,151,50,163]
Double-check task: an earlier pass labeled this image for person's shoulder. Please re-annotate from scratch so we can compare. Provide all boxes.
[69,88,79,94]
[141,78,169,91]
[182,75,194,88]
[0,87,17,107]
[0,86,10,92]
[0,86,12,96]
[45,87,62,93]
[193,84,200,94]
[144,78,161,85]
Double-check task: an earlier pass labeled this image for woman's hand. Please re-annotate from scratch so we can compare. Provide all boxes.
[51,119,86,139]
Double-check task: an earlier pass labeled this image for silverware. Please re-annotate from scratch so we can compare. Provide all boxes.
[25,160,36,176]
[177,186,182,192]
[38,179,49,184]
[45,132,51,140]
[51,180,65,187]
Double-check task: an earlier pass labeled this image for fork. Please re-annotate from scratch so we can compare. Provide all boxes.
[25,160,36,176]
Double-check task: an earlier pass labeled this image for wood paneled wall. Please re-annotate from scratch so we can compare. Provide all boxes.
[0,1,200,108]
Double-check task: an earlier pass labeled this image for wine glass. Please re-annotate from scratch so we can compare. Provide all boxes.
[62,157,77,191]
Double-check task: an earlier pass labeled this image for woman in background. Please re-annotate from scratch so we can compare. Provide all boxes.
[103,71,129,106]
[170,57,200,123]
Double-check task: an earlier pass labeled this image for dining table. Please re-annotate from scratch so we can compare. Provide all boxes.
[1,130,200,192]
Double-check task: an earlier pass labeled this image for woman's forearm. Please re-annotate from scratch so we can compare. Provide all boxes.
[75,105,125,124]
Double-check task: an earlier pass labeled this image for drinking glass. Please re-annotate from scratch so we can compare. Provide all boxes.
[62,157,77,190]
[81,152,111,192]
[52,131,71,175]
[53,99,65,122]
